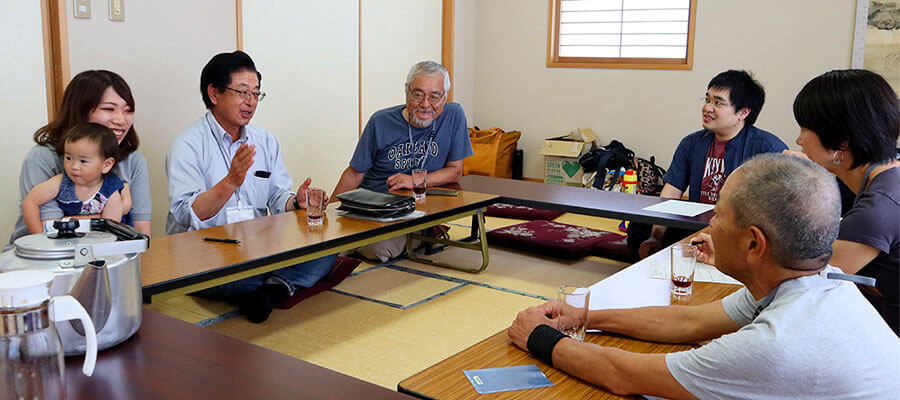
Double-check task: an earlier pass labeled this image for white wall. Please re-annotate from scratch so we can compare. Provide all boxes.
[360,0,442,130]
[242,1,359,198]
[0,2,49,242]
[67,0,237,236]
[469,0,857,179]
[6,1,857,240]
[453,0,476,124]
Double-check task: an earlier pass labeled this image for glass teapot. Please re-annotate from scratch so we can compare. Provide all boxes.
[0,270,97,400]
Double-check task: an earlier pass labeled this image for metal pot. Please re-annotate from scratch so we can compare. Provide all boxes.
[0,219,148,355]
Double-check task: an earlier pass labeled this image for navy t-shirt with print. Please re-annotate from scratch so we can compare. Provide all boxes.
[350,102,473,193]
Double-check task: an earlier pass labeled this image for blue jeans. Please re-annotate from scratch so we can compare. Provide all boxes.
[200,253,338,298]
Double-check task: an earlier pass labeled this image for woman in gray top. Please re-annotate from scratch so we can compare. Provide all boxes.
[10,70,151,242]
[789,69,899,334]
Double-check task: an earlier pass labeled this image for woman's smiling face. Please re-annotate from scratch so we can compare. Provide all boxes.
[89,86,134,144]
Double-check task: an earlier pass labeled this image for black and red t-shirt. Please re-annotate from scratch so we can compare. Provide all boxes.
[699,139,730,204]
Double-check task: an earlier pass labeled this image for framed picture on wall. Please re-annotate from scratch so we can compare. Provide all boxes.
[853,1,900,94]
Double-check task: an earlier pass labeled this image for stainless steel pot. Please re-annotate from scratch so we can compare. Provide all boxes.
[0,219,148,355]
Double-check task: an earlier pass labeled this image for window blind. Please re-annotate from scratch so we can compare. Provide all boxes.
[557,0,691,59]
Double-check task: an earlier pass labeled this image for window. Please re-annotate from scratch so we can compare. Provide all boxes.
[548,0,696,70]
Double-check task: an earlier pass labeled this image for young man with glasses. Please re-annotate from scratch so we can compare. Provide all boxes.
[631,70,787,260]
[331,61,473,261]
[166,50,337,323]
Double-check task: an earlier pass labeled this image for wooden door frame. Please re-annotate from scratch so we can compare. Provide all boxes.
[442,0,455,102]
[41,0,69,120]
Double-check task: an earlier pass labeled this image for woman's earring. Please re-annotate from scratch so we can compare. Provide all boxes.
[832,150,843,165]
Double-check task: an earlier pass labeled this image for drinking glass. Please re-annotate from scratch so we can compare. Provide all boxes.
[412,169,427,201]
[305,188,326,227]
[671,244,698,296]
[557,285,590,341]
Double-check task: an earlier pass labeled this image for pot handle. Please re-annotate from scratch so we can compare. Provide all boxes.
[51,295,98,376]
[74,239,148,266]
[91,218,149,242]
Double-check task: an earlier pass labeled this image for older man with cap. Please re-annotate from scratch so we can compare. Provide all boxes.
[508,153,900,399]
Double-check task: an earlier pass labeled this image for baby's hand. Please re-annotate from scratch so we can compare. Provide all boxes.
[120,183,133,214]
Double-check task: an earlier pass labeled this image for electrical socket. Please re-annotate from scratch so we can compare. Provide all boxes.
[73,0,90,19]
[109,0,125,22]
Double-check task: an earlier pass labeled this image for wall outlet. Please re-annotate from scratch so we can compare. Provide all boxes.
[109,0,125,22]
[73,0,90,18]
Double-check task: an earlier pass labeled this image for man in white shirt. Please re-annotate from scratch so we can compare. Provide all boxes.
[167,51,337,323]
[508,153,900,399]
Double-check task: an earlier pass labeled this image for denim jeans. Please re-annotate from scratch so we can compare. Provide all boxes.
[199,253,338,298]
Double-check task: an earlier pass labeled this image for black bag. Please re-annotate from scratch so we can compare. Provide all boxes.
[336,188,416,218]
[578,140,635,190]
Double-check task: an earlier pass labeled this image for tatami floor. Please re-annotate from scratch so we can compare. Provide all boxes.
[148,213,629,389]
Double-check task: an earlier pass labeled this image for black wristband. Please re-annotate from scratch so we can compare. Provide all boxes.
[293,194,301,210]
[527,324,567,367]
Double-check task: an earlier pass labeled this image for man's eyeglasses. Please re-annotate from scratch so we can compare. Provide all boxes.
[701,97,731,108]
[408,90,445,106]
[225,87,266,102]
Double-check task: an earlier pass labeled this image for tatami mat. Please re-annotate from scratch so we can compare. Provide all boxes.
[332,266,462,308]
[555,212,626,234]
[205,285,543,389]
[150,213,629,389]
[394,245,625,300]
[148,292,237,324]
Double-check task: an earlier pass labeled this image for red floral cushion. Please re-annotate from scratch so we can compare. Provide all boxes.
[486,220,627,260]
[273,255,362,309]
[485,203,564,220]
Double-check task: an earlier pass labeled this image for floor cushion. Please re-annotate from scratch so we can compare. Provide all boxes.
[485,203,564,220]
[273,255,362,309]
[486,220,627,260]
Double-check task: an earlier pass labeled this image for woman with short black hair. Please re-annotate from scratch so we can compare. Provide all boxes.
[790,69,899,334]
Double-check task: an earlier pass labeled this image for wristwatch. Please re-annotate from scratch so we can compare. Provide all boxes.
[293,194,302,210]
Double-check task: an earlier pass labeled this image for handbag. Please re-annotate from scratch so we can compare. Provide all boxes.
[578,140,635,190]
[336,188,416,218]
[632,156,666,196]
[463,126,521,178]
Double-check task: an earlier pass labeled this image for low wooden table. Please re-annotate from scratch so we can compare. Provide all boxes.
[398,247,742,399]
[142,191,499,302]
[66,309,415,400]
[457,175,713,231]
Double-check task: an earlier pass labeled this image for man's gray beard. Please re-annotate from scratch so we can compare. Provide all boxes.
[410,110,435,128]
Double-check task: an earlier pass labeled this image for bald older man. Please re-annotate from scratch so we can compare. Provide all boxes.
[508,153,900,399]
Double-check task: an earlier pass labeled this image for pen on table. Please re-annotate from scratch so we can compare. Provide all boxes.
[203,237,241,244]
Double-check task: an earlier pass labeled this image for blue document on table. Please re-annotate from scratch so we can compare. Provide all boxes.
[463,364,554,394]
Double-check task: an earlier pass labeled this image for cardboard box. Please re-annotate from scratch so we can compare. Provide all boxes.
[540,129,598,187]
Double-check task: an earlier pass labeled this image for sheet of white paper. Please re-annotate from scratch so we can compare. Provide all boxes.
[643,254,742,285]
[336,210,424,222]
[642,200,715,217]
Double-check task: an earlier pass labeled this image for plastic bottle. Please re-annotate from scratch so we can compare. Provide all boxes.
[611,170,626,191]
[623,169,637,194]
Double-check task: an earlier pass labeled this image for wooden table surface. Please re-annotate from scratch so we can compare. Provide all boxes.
[457,175,713,231]
[141,191,498,300]
[398,248,742,400]
[66,309,415,400]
